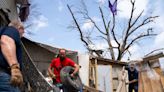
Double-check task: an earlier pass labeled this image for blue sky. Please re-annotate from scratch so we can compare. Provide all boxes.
[24,0,164,60]
[25,0,87,52]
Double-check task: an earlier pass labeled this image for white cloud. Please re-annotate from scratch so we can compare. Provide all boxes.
[111,40,119,47]
[154,32,164,48]
[24,15,48,38]
[31,15,48,31]
[126,45,143,60]
[96,42,108,50]
[82,20,94,30]
[118,0,148,18]
[153,0,164,33]
[88,42,108,51]
[151,0,164,50]
[88,40,118,50]
[92,16,101,22]
[82,17,101,30]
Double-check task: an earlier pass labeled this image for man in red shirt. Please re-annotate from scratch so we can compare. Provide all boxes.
[48,49,80,90]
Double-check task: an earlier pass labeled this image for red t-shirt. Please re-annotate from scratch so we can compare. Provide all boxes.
[50,57,75,83]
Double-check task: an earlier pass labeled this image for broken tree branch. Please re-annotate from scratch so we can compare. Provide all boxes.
[125,33,157,51]
[67,4,89,50]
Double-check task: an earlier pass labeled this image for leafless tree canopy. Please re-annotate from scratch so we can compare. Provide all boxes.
[67,0,158,61]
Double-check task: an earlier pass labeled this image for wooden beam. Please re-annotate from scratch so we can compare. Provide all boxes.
[95,59,98,89]
[90,57,127,66]
[143,52,164,61]
[109,65,113,92]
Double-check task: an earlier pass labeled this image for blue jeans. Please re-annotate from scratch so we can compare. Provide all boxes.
[0,71,20,92]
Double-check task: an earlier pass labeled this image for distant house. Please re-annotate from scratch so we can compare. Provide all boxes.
[21,37,78,76]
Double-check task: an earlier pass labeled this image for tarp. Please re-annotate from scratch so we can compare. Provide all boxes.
[97,65,113,92]
[78,53,89,86]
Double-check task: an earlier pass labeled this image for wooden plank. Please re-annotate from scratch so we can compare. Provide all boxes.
[153,67,164,90]
[142,71,152,92]
[90,57,127,65]
[112,68,118,79]
[113,80,119,91]
[143,52,164,61]
[150,73,163,92]
[95,59,98,89]
[110,65,113,92]
[149,59,160,68]
[138,64,164,92]
[113,77,118,80]
[112,67,123,92]
[116,67,127,92]
[89,61,96,88]
[138,72,144,92]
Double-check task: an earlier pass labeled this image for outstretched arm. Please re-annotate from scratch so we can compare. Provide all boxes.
[71,64,80,76]
[48,66,56,79]
[127,79,138,84]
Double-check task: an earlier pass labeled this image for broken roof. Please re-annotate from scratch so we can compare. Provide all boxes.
[22,37,78,56]
[90,56,127,66]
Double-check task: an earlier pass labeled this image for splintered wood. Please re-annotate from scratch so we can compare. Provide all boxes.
[116,66,127,92]
[137,61,164,92]
[138,70,163,92]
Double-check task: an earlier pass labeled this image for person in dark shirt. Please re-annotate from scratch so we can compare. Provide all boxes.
[126,63,138,92]
[0,20,24,92]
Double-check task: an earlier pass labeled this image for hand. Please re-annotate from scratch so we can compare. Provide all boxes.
[49,73,56,79]
[10,64,23,87]
[70,73,75,78]
[19,4,30,22]
[52,74,56,79]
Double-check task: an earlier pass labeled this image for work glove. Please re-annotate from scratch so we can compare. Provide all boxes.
[50,74,57,85]
[52,75,56,79]
[19,4,30,22]
[49,73,56,79]
[10,64,23,87]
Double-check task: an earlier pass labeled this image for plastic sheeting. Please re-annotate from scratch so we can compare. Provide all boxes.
[97,65,113,92]
[78,54,89,86]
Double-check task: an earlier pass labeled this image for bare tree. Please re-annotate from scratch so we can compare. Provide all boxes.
[67,0,158,61]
